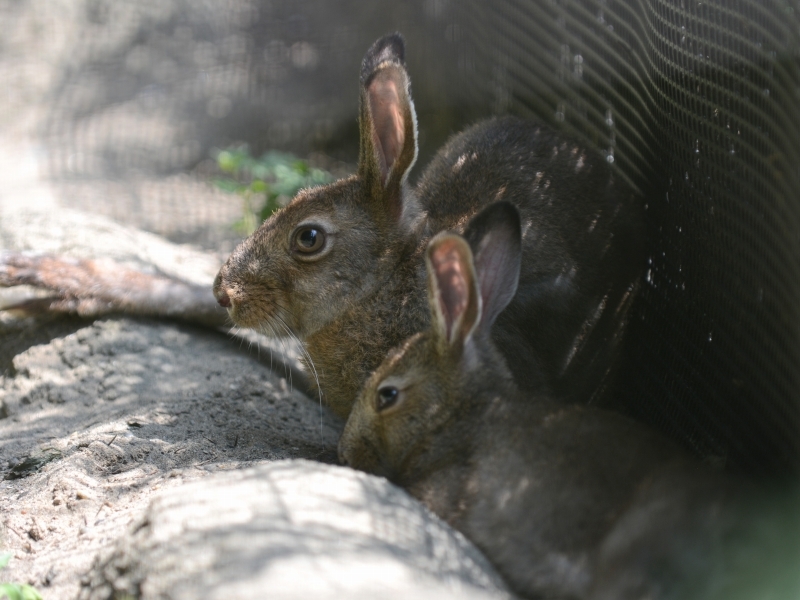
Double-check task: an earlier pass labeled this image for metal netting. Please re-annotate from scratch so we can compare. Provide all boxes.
[465,0,800,476]
[4,0,798,476]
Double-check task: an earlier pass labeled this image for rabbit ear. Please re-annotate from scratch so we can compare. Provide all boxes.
[358,33,419,223]
[463,201,522,333]
[425,234,481,349]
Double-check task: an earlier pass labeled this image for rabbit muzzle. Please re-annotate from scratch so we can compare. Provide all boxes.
[338,426,391,478]
[212,273,231,308]
[212,266,264,327]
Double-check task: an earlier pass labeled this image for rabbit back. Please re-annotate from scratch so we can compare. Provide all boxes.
[418,116,644,402]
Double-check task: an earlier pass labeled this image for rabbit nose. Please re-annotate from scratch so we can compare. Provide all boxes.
[212,273,232,308]
[216,289,231,308]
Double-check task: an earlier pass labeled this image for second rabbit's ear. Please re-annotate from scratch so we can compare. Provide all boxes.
[426,234,481,350]
[358,33,419,223]
[463,201,522,332]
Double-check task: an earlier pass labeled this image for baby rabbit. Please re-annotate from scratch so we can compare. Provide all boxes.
[1,34,642,419]
[339,201,767,600]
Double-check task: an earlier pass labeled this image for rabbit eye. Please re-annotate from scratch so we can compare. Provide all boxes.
[294,226,326,254]
[376,386,399,411]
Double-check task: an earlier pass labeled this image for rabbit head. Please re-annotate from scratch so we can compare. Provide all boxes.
[213,33,421,339]
[339,202,522,482]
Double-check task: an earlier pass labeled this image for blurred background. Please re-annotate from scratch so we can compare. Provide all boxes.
[1,0,799,478]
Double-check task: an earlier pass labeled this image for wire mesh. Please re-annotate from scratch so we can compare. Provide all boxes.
[2,0,798,475]
[467,0,800,476]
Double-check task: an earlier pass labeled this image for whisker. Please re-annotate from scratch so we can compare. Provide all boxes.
[270,299,304,324]
[263,318,296,394]
[228,306,327,451]
[271,311,325,448]
[268,317,289,386]
[271,316,295,393]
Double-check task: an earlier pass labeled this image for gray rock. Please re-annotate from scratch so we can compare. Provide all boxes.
[78,460,511,600]
[0,317,341,599]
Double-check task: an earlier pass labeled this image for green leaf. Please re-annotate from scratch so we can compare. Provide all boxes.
[212,146,334,231]
[0,583,22,600]
[310,168,332,185]
[0,554,11,569]
[249,180,268,193]
[0,582,43,600]
[250,164,271,180]
[216,150,238,174]
[292,159,310,175]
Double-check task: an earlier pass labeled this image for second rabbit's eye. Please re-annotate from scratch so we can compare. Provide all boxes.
[294,226,326,254]
[377,386,399,411]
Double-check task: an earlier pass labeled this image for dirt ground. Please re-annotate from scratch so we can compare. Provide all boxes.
[0,315,334,596]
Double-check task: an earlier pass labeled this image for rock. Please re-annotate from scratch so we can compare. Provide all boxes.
[78,460,510,600]
[0,317,342,599]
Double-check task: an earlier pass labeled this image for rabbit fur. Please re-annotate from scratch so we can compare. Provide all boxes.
[213,33,643,417]
[338,201,766,600]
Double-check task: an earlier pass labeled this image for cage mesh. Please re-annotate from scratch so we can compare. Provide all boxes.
[464,0,800,476]
[4,0,798,476]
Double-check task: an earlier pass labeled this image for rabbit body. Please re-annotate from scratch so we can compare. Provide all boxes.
[411,386,705,599]
[214,34,643,418]
[338,203,747,600]
[387,372,735,599]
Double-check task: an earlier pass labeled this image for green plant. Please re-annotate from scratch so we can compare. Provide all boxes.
[0,553,42,600]
[214,147,333,235]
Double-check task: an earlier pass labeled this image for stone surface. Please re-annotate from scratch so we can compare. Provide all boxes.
[78,460,510,600]
[0,317,342,599]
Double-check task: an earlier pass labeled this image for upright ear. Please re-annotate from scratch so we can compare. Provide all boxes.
[462,201,522,332]
[425,234,481,351]
[358,33,419,223]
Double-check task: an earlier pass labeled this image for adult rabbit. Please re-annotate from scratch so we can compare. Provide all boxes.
[338,202,780,600]
[211,33,642,416]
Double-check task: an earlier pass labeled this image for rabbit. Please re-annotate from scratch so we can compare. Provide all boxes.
[1,33,643,419]
[338,201,774,600]
[211,33,643,417]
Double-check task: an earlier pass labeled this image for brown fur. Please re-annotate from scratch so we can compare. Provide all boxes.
[214,33,643,417]
[339,205,757,600]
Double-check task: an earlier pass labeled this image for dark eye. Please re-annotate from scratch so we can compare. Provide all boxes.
[377,386,399,411]
[294,226,326,253]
